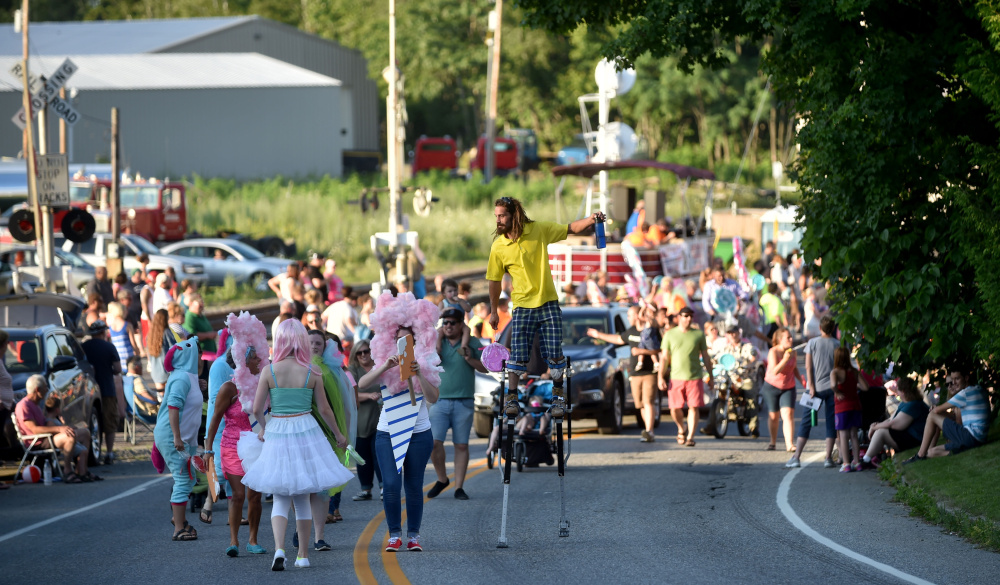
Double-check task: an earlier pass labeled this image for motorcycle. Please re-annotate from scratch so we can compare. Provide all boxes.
[705,351,762,439]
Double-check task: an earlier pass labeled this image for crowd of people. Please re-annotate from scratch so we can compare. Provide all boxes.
[1,196,992,561]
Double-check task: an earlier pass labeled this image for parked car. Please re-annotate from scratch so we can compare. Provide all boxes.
[554,135,591,167]
[0,293,103,464]
[159,238,288,288]
[0,244,96,295]
[58,233,208,288]
[472,305,661,437]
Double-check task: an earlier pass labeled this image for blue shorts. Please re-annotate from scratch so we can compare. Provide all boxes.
[834,410,862,431]
[509,301,564,370]
[942,417,984,455]
[429,398,475,444]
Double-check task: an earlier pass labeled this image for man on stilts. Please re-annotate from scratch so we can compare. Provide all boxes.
[487,197,604,545]
[487,197,605,416]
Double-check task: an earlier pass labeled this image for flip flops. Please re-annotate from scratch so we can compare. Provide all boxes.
[172,522,197,541]
[64,472,83,484]
[199,508,212,524]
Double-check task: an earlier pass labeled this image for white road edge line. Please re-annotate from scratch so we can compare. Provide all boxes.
[777,452,937,585]
[0,475,170,543]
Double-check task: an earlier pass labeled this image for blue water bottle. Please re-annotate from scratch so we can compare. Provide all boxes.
[595,215,606,249]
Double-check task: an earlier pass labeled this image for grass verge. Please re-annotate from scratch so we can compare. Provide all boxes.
[879,432,1000,551]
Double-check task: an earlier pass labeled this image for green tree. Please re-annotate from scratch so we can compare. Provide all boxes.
[517,0,1000,382]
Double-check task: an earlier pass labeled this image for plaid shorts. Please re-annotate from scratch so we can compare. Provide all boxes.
[509,301,564,370]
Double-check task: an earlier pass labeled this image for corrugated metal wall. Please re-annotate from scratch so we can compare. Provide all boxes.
[0,86,346,180]
[158,19,380,152]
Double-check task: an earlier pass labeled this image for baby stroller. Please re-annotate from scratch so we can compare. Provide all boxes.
[486,377,562,471]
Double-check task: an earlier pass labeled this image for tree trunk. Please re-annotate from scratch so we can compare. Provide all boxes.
[769,106,778,163]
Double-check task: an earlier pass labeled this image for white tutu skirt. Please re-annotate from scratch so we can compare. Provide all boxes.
[237,414,354,496]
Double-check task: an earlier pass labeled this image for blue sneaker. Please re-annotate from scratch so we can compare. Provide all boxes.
[292,531,298,548]
[246,544,267,554]
[226,545,239,557]
[314,540,331,551]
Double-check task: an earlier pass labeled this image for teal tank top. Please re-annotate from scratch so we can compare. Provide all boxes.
[268,364,313,414]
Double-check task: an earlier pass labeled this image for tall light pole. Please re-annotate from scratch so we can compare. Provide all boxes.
[385,0,406,281]
[484,0,502,183]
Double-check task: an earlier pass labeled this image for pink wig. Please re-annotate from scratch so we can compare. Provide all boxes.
[272,318,314,370]
[226,311,270,413]
[369,291,443,395]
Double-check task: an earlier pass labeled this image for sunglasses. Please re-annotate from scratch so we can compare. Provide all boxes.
[357,349,371,356]
[442,320,459,326]
[499,197,513,206]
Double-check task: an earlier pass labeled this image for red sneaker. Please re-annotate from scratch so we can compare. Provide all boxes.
[385,537,402,552]
[407,537,422,552]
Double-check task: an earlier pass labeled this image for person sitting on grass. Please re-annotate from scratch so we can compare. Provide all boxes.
[861,376,928,468]
[903,369,990,464]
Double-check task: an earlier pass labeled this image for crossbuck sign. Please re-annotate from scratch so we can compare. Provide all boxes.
[11,58,79,129]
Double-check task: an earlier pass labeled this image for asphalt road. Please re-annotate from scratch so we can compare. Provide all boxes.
[2,413,998,585]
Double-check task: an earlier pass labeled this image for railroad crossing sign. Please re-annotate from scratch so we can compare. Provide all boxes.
[11,58,79,129]
[33,153,69,207]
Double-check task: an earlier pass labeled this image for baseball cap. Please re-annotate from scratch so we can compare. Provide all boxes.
[440,308,464,322]
[87,320,109,336]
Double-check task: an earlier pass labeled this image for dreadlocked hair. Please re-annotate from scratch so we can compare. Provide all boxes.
[493,197,533,240]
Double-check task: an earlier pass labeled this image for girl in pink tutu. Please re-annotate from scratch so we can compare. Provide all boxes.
[239,319,352,571]
[204,312,269,558]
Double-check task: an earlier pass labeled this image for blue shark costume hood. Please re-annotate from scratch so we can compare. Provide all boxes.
[166,337,201,375]
[209,330,236,397]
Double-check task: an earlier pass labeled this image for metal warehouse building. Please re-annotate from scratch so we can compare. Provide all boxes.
[0,54,349,180]
[0,16,380,178]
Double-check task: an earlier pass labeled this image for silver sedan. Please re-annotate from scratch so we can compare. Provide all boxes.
[159,238,288,288]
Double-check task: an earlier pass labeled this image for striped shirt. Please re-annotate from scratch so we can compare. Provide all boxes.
[109,321,133,369]
[376,385,429,473]
[948,385,991,442]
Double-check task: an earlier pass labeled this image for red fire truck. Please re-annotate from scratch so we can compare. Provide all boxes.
[412,136,459,174]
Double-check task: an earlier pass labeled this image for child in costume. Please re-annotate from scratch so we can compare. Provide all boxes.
[204,311,269,557]
[239,319,352,571]
[152,337,204,541]
[358,292,442,553]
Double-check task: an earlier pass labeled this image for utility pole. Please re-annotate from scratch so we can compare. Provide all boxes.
[58,87,66,155]
[386,0,405,283]
[19,0,46,290]
[484,0,502,183]
[111,107,120,242]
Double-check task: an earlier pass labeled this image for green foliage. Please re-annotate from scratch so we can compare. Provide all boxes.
[201,275,272,308]
[519,0,1000,382]
[53,0,782,185]
[186,174,567,284]
[881,441,1000,551]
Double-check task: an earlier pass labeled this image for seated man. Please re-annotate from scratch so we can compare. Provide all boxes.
[15,374,99,483]
[904,369,990,464]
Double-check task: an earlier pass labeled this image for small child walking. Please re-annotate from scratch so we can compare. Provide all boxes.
[831,346,869,472]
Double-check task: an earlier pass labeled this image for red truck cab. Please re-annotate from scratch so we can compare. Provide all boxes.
[470,136,518,175]
[412,136,458,174]
[65,176,186,242]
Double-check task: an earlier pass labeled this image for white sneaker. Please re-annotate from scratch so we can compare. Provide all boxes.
[294,557,310,568]
[271,550,286,571]
[785,457,800,468]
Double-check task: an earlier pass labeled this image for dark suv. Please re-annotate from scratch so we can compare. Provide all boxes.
[1,294,104,465]
[473,305,661,435]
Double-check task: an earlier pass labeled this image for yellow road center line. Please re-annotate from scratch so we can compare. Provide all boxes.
[353,458,487,585]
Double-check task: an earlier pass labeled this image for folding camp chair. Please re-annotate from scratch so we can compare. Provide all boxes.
[11,412,64,482]
[123,376,158,445]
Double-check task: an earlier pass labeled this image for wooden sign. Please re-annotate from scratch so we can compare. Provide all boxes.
[397,334,417,405]
[205,453,219,503]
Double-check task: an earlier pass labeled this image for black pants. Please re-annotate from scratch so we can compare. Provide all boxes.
[355,433,382,491]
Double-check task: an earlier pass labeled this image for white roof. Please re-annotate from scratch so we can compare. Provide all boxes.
[0,53,341,91]
[0,17,253,56]
[758,205,799,224]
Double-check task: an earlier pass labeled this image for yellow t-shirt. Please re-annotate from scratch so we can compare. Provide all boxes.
[487,221,568,309]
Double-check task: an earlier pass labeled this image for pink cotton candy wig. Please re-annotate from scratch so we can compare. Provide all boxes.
[226,311,271,413]
[369,291,442,395]
[273,319,314,370]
